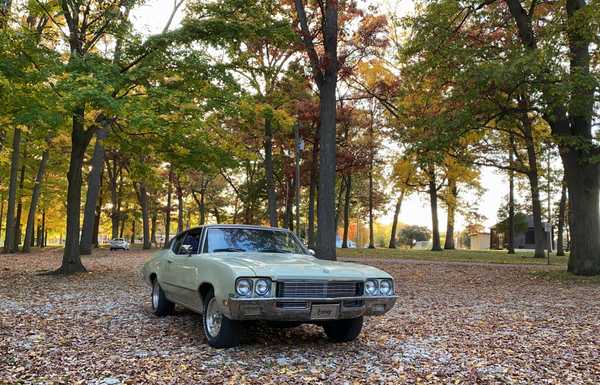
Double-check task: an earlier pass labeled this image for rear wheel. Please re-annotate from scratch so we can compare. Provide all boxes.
[202,289,241,348]
[323,317,363,342]
[151,279,174,316]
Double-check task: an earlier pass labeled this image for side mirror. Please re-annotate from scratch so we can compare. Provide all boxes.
[307,249,316,256]
[181,244,193,255]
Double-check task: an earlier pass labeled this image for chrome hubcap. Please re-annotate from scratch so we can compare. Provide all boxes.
[152,282,159,309]
[205,297,222,338]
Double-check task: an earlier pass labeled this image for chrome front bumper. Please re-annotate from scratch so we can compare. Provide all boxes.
[224,296,397,321]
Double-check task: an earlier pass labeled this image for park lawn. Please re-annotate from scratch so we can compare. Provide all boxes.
[337,247,570,266]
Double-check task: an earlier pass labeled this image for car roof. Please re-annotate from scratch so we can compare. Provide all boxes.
[196,224,291,232]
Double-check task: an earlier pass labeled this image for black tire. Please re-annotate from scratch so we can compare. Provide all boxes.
[323,317,363,342]
[151,279,174,316]
[110,247,114,251]
[202,289,241,348]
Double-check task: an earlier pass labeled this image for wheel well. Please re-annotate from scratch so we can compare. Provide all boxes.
[198,282,213,301]
[149,273,157,283]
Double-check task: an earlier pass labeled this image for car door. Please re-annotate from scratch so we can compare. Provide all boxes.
[159,232,185,301]
[163,229,203,309]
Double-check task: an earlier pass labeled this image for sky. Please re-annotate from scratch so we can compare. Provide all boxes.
[130,0,510,232]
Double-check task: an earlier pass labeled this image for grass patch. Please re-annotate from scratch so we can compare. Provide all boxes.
[529,270,600,284]
[337,247,569,266]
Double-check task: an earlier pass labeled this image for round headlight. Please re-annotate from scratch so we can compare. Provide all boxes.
[236,279,252,296]
[365,279,379,296]
[255,279,271,296]
[379,279,393,296]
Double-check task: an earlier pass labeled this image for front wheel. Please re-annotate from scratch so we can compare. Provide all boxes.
[151,279,174,316]
[202,289,241,348]
[323,316,363,342]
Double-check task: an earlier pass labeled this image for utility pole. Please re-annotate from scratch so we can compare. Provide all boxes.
[294,123,303,237]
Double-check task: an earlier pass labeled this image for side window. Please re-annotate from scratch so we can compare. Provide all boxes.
[177,231,202,255]
[171,233,186,254]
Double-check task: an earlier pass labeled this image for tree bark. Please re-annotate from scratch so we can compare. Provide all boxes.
[80,127,107,255]
[59,107,94,274]
[151,207,157,246]
[3,127,20,253]
[388,191,405,249]
[508,134,516,254]
[316,78,337,260]
[444,178,457,250]
[428,164,442,251]
[14,146,27,250]
[130,217,136,244]
[0,193,4,243]
[368,169,375,249]
[342,175,352,248]
[175,176,184,234]
[39,209,45,247]
[294,0,338,260]
[506,0,599,274]
[264,115,277,227]
[135,182,151,249]
[23,144,50,252]
[556,176,567,257]
[106,157,122,239]
[520,104,546,258]
[335,176,346,229]
[163,168,173,248]
[307,133,318,249]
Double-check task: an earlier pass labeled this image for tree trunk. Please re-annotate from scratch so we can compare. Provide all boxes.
[264,115,277,227]
[163,168,173,248]
[192,189,206,226]
[58,108,94,274]
[23,145,50,252]
[388,191,405,249]
[444,178,457,250]
[0,193,4,243]
[39,209,45,247]
[508,134,516,254]
[130,217,135,244]
[342,175,352,248]
[151,207,157,246]
[563,151,600,274]
[368,169,375,249]
[14,146,27,250]
[428,164,442,251]
[335,176,345,229]
[307,134,318,249]
[119,211,127,238]
[556,176,567,257]
[135,182,151,249]
[80,127,107,255]
[285,176,294,231]
[3,127,20,253]
[92,172,103,248]
[107,158,121,239]
[520,107,546,258]
[316,78,337,260]
[175,176,184,234]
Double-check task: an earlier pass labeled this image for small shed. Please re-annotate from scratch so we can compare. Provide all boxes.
[470,233,491,250]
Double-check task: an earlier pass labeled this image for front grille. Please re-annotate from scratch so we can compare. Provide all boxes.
[277,280,363,298]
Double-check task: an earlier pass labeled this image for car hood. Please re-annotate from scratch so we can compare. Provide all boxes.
[214,252,390,281]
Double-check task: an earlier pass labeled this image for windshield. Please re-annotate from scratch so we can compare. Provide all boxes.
[205,228,306,254]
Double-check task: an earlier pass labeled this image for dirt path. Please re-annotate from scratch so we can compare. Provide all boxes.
[1,250,599,384]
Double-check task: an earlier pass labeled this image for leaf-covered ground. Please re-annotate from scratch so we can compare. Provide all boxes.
[1,249,599,384]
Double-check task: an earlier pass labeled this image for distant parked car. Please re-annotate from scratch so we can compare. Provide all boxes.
[142,224,397,348]
[109,238,130,250]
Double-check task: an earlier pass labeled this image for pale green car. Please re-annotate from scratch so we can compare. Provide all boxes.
[142,224,397,348]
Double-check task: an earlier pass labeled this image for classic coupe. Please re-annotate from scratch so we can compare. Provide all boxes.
[142,224,397,348]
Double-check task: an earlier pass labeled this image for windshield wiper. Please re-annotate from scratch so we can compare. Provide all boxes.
[213,247,246,252]
[259,248,293,253]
